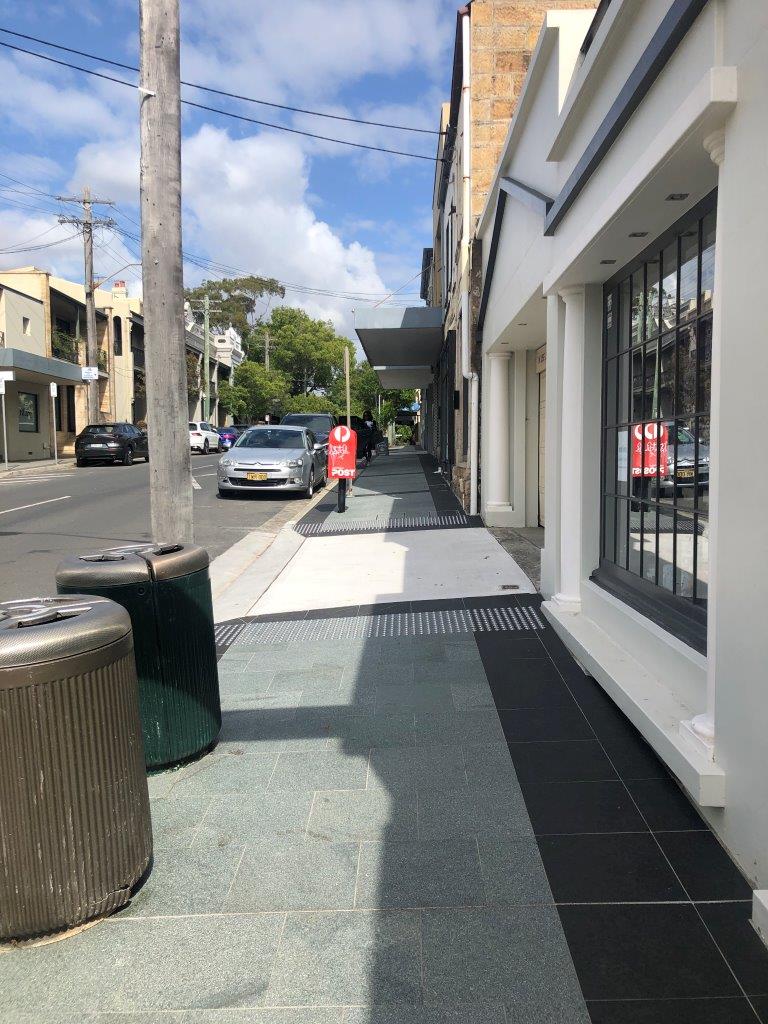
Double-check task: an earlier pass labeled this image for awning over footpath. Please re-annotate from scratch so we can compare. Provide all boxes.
[355,306,443,388]
[0,348,84,386]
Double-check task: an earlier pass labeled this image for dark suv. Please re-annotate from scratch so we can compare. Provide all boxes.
[75,423,149,466]
[279,413,337,446]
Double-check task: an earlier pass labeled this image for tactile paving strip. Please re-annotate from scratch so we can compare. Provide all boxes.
[232,603,545,645]
[294,512,469,536]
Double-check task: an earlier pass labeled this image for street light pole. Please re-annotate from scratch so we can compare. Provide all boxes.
[140,0,193,544]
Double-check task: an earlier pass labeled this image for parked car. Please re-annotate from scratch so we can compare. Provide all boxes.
[217,426,241,450]
[75,423,149,466]
[189,421,221,454]
[661,423,710,496]
[217,425,327,498]
[279,412,337,446]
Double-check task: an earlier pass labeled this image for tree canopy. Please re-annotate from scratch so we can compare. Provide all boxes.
[184,276,285,342]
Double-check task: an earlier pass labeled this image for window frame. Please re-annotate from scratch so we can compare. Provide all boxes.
[593,190,716,654]
[18,391,39,433]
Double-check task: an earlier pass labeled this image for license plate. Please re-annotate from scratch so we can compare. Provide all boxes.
[89,443,106,448]
[677,468,695,479]
[246,472,269,481]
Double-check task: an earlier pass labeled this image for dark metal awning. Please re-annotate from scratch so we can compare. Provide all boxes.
[354,306,442,388]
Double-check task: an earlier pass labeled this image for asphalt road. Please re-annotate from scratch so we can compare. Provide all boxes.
[0,455,314,603]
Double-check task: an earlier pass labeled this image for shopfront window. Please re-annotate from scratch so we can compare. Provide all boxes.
[18,392,39,433]
[598,194,715,651]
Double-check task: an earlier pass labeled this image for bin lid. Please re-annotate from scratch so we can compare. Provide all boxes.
[0,596,132,669]
[102,542,209,582]
[56,550,151,588]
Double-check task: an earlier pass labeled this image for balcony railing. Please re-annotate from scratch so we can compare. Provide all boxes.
[51,331,80,364]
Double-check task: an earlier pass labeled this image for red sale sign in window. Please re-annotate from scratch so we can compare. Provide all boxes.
[327,424,358,479]
[631,422,669,477]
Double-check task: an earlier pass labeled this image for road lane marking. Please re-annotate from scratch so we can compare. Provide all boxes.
[196,472,217,477]
[0,496,71,516]
[192,477,202,490]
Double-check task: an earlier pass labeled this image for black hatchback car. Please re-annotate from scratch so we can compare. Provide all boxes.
[75,423,149,466]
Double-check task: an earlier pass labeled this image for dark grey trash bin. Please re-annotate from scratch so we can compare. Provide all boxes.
[0,595,152,941]
[56,543,221,769]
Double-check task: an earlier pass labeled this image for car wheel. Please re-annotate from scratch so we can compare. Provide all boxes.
[123,446,134,466]
[203,439,209,454]
[76,457,85,467]
[144,452,150,463]
[304,467,315,498]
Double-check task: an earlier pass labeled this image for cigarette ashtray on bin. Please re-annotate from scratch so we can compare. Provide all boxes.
[56,543,221,770]
[0,596,152,941]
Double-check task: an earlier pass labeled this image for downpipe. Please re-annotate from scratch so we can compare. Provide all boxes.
[460,8,479,517]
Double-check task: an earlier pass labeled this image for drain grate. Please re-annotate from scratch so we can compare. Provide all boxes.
[235,604,545,645]
[295,512,469,536]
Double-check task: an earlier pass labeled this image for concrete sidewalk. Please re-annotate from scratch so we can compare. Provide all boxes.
[3,448,767,1023]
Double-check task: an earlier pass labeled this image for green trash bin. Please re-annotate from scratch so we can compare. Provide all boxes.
[56,543,221,770]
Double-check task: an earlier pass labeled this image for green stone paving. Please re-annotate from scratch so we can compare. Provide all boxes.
[0,631,589,1023]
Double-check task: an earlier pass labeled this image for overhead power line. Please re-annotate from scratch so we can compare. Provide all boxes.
[0,39,443,162]
[0,27,442,136]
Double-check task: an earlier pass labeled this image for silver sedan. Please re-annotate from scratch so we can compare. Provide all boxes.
[217,426,327,498]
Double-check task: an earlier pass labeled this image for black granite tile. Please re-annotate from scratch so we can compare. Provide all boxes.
[498,705,594,743]
[753,995,768,1023]
[358,601,412,615]
[559,903,742,1000]
[586,997,760,1023]
[625,778,706,832]
[656,832,753,901]
[474,633,547,660]
[539,832,686,903]
[521,780,648,836]
[507,740,618,784]
[697,902,768,996]
[586,709,668,781]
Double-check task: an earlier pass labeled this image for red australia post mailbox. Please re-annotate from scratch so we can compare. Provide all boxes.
[327,424,357,479]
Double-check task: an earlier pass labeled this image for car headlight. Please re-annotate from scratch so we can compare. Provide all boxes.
[286,459,303,468]
[219,457,234,467]
[701,455,710,464]
[107,442,120,448]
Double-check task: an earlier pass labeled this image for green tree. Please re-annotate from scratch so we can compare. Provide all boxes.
[184,276,285,345]
[282,392,341,416]
[221,361,290,422]
[259,307,354,396]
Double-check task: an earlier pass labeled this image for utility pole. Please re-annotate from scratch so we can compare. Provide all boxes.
[140,0,192,544]
[344,346,351,428]
[203,293,210,422]
[58,187,115,425]
[189,294,222,424]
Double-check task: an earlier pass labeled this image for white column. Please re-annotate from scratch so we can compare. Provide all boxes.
[540,294,565,597]
[484,352,511,514]
[683,128,725,753]
[553,285,586,608]
[512,350,527,517]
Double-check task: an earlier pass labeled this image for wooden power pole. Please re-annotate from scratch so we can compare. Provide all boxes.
[140,0,193,544]
[58,187,114,425]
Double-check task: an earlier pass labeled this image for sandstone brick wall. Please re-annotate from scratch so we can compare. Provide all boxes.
[471,0,598,219]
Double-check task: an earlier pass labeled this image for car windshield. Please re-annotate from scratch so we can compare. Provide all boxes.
[84,424,118,434]
[188,423,199,430]
[281,414,331,431]
[235,429,304,449]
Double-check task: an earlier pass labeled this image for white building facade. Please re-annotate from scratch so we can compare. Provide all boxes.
[476,0,768,926]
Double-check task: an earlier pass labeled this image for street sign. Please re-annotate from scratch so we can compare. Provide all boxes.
[0,370,14,382]
[82,366,99,381]
[49,382,58,398]
[327,424,357,480]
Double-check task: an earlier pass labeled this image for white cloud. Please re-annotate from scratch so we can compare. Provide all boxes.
[66,124,389,340]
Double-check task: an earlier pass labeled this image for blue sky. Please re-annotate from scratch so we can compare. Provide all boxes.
[0,0,456,337]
